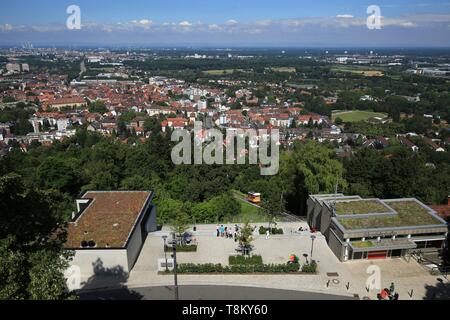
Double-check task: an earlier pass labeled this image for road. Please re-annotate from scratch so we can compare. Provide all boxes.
[78,59,86,80]
[79,285,357,301]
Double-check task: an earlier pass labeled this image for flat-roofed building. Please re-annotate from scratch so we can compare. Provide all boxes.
[307,194,448,262]
[65,191,157,277]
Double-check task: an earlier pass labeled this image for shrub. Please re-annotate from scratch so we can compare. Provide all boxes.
[165,245,198,253]
[229,255,263,265]
[259,226,284,235]
[302,261,318,273]
[176,263,302,274]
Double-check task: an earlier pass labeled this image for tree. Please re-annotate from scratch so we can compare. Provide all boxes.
[36,157,81,195]
[335,117,344,126]
[237,222,254,256]
[144,117,161,135]
[281,141,347,215]
[260,179,285,231]
[170,209,190,245]
[88,100,108,114]
[0,174,74,300]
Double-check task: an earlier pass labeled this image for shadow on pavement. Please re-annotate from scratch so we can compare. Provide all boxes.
[77,259,144,300]
[424,280,450,300]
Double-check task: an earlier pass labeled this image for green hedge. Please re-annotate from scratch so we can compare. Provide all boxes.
[176,263,303,274]
[165,245,198,252]
[229,255,263,265]
[302,261,318,273]
[259,226,284,235]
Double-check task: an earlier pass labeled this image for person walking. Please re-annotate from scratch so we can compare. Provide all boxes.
[265,229,270,240]
[216,224,220,237]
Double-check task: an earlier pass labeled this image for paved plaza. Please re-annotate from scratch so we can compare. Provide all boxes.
[78,223,449,300]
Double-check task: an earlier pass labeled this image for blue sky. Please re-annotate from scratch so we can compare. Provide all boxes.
[1,0,450,46]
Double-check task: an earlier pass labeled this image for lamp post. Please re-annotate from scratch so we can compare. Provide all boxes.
[303,253,309,264]
[162,235,168,272]
[172,233,179,301]
[310,235,317,260]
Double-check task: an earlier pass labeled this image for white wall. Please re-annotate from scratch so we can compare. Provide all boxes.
[70,249,129,278]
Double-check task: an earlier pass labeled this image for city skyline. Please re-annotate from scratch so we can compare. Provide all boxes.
[1,0,450,46]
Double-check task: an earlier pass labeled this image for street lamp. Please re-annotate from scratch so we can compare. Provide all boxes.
[303,253,309,264]
[162,235,168,272]
[171,233,179,301]
[310,235,317,260]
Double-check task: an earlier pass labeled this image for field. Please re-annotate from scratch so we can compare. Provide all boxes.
[268,67,297,73]
[332,110,388,123]
[331,66,385,77]
[202,69,249,75]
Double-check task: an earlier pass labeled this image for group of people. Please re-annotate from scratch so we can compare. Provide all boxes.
[216,224,240,241]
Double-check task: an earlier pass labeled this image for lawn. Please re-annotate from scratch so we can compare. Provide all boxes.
[231,190,270,223]
[232,201,269,223]
[332,110,388,123]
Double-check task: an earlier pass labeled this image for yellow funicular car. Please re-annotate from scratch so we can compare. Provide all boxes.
[247,192,261,204]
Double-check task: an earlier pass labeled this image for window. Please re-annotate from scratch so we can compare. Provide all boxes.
[391,249,402,257]
[416,241,427,249]
[426,240,443,249]
[353,252,363,260]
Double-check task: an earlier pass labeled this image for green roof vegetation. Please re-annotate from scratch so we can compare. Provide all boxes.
[352,241,374,248]
[334,200,391,215]
[339,201,443,230]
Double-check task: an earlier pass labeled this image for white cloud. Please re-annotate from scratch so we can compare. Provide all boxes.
[225,19,239,26]
[139,19,152,25]
[208,24,221,30]
[179,21,193,27]
[1,13,449,38]
[0,24,14,31]
[336,14,354,19]
[255,19,273,26]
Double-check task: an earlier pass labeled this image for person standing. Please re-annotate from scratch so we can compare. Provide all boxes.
[216,224,220,237]
[265,229,270,240]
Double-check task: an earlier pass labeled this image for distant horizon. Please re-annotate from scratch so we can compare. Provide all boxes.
[1,1,450,47]
[2,45,450,52]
